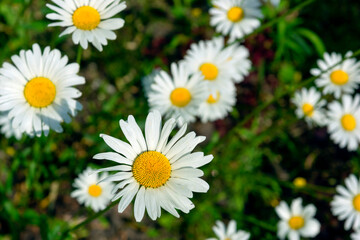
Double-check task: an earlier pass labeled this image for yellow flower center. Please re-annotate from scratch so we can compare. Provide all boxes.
[227,7,244,22]
[341,114,356,131]
[199,63,219,81]
[207,92,220,104]
[72,6,101,31]
[330,70,349,85]
[170,88,192,107]
[302,103,314,117]
[353,194,360,211]
[132,151,171,188]
[88,184,102,197]
[293,177,307,188]
[288,216,305,230]
[24,77,56,108]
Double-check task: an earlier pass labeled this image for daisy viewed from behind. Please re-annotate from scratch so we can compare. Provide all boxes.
[311,52,360,98]
[331,174,360,230]
[275,198,320,240]
[46,0,126,51]
[209,0,263,42]
[0,44,84,137]
[206,219,250,240]
[93,111,213,222]
[327,95,360,151]
[71,167,114,212]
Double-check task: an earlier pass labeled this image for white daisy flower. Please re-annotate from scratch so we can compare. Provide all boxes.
[209,0,263,42]
[311,52,360,98]
[327,95,360,151]
[352,229,360,240]
[71,167,114,212]
[198,83,237,123]
[93,110,213,222]
[142,69,161,98]
[46,0,126,51]
[0,44,85,137]
[206,220,250,240]
[0,112,22,140]
[148,62,207,125]
[331,174,360,230]
[275,198,321,240]
[184,37,239,92]
[223,42,252,83]
[291,87,327,127]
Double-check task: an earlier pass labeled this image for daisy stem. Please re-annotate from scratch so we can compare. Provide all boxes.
[76,46,83,65]
[242,215,277,232]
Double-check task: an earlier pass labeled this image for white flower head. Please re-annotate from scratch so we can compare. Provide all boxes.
[46,0,126,51]
[207,220,250,240]
[148,62,207,126]
[0,112,23,140]
[275,198,321,240]
[71,167,114,212]
[311,52,360,98]
[331,174,360,230]
[291,87,327,127]
[327,95,360,151]
[0,44,85,137]
[209,0,263,42]
[93,110,213,222]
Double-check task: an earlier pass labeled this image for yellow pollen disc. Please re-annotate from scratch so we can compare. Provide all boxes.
[302,103,314,117]
[72,6,101,31]
[24,77,56,108]
[207,92,220,104]
[132,151,171,188]
[293,177,307,188]
[341,114,356,131]
[88,184,102,197]
[227,7,244,22]
[170,88,192,107]
[199,63,219,81]
[353,194,360,211]
[330,70,349,85]
[288,216,305,230]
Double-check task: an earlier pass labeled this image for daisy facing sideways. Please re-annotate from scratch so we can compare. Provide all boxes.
[46,0,126,51]
[275,198,321,240]
[71,167,114,212]
[0,44,84,137]
[207,220,250,240]
[327,94,360,151]
[331,174,360,230]
[93,111,213,222]
[291,87,326,127]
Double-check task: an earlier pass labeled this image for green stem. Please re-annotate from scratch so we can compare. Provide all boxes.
[242,215,277,232]
[76,46,83,65]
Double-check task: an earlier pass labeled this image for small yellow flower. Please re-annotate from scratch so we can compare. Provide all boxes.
[191,8,202,17]
[293,177,307,188]
[270,198,280,207]
[5,147,15,157]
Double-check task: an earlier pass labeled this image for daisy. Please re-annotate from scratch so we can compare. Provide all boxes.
[327,95,360,151]
[291,87,327,127]
[93,110,213,222]
[209,0,263,42]
[275,198,321,240]
[148,62,207,125]
[71,167,114,212]
[198,83,237,123]
[331,174,360,230]
[0,44,85,137]
[206,220,250,240]
[352,229,360,240]
[46,0,126,51]
[223,42,252,83]
[0,112,22,140]
[311,52,360,98]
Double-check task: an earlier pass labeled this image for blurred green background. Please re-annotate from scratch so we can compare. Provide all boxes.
[1,0,360,239]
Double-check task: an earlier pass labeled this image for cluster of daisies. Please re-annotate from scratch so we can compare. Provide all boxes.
[292,51,360,151]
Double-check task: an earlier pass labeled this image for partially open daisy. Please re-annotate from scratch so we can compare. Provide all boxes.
[206,220,250,240]
[148,62,207,125]
[0,112,22,140]
[93,111,213,222]
[0,44,84,137]
[209,0,263,42]
[291,87,327,127]
[275,198,320,240]
[352,229,360,240]
[46,0,126,51]
[327,95,360,151]
[198,84,237,123]
[311,52,360,98]
[71,167,114,212]
[331,174,360,230]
